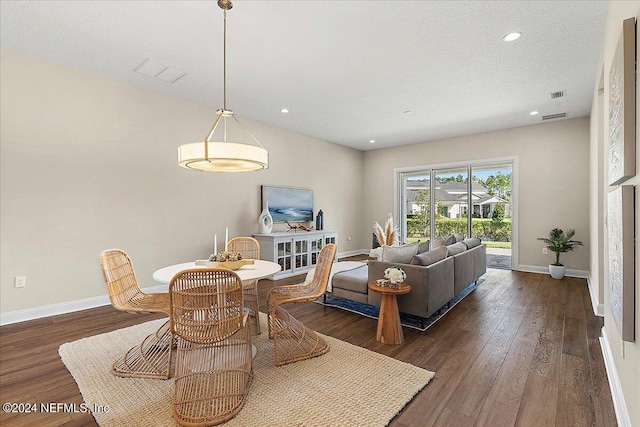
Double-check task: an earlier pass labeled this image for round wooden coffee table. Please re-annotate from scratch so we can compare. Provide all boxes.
[368,282,411,345]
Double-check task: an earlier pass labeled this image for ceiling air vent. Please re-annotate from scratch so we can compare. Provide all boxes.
[542,112,567,121]
[550,90,566,99]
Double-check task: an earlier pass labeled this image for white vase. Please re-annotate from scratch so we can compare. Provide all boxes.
[258,201,273,233]
[549,264,565,280]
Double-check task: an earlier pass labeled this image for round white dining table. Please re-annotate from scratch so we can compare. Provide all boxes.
[153,259,281,284]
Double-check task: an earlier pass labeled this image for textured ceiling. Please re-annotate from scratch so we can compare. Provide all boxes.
[0,1,607,151]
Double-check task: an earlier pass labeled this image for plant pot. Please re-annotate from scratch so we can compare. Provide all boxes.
[549,264,565,280]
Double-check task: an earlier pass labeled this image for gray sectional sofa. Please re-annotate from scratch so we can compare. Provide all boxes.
[331,237,486,323]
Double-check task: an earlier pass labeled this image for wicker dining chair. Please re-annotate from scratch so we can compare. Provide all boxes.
[99,249,173,379]
[170,268,254,427]
[267,243,336,366]
[226,236,261,335]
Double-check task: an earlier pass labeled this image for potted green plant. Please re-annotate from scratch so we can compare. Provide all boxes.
[537,228,583,279]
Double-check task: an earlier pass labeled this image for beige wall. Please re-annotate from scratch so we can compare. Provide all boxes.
[0,49,366,313]
[362,118,591,272]
[590,2,640,425]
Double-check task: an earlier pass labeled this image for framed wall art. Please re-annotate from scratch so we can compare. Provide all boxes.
[606,185,635,342]
[608,17,636,186]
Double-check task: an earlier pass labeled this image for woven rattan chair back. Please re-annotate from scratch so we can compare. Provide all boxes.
[267,243,336,366]
[301,243,336,299]
[169,268,254,426]
[226,236,260,259]
[170,269,245,343]
[226,236,262,335]
[100,249,146,313]
[99,248,173,379]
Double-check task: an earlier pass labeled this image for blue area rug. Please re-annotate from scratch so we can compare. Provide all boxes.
[315,279,484,331]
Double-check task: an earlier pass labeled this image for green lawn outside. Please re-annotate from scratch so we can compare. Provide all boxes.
[407,217,512,244]
[407,237,511,249]
[484,241,512,249]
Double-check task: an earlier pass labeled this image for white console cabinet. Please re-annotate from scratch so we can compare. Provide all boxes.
[253,230,338,280]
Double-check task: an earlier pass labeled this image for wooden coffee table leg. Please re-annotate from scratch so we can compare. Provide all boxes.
[377,293,404,345]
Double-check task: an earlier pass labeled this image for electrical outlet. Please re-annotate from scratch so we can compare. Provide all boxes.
[14,276,26,288]
[542,248,548,255]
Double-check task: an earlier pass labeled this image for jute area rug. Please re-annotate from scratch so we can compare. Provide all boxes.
[59,313,434,427]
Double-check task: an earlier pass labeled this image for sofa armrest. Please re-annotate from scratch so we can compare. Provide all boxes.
[367,258,454,319]
[473,244,487,280]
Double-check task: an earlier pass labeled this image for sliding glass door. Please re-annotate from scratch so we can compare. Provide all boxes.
[403,172,431,243]
[434,167,469,239]
[399,160,514,269]
[470,163,512,268]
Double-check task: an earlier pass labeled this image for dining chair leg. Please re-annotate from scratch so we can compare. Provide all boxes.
[270,305,329,367]
[243,280,261,335]
[112,320,174,379]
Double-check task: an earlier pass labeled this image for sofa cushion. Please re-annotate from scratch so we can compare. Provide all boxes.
[443,234,456,246]
[332,265,369,294]
[410,246,448,266]
[446,242,467,256]
[453,232,465,242]
[431,236,444,248]
[462,237,482,249]
[417,240,430,254]
[382,243,419,264]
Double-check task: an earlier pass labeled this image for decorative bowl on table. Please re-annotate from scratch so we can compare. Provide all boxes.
[375,278,404,289]
[195,259,255,270]
[195,252,255,270]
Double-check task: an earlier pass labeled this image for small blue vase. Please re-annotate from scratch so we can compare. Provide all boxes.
[316,209,323,230]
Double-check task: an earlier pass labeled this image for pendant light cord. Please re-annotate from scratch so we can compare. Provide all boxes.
[223,9,228,111]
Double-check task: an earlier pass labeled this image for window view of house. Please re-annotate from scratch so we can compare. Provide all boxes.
[1,1,631,426]
[401,162,513,268]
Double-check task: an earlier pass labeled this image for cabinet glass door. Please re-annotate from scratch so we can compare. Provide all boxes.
[311,237,323,265]
[276,241,292,272]
[294,239,309,269]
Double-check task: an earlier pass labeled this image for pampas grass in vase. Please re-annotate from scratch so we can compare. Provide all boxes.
[373,217,399,246]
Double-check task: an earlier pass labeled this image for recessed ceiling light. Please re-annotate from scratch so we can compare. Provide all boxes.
[280,108,289,113]
[529,111,539,115]
[369,139,376,144]
[503,32,522,42]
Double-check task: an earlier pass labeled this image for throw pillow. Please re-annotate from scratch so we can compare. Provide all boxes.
[410,246,448,266]
[369,246,383,260]
[382,243,419,264]
[417,240,430,254]
[443,234,456,246]
[446,242,467,256]
[431,236,444,249]
[462,237,482,249]
[453,232,465,242]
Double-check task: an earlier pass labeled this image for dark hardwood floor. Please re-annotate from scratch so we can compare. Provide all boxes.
[0,267,617,426]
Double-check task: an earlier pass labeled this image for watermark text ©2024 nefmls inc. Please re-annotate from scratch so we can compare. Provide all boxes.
[3,402,109,414]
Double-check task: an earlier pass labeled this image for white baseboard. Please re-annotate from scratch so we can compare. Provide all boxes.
[2,250,372,325]
[0,284,168,326]
[600,328,632,427]
[337,249,368,259]
[516,264,589,279]
[586,274,605,317]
